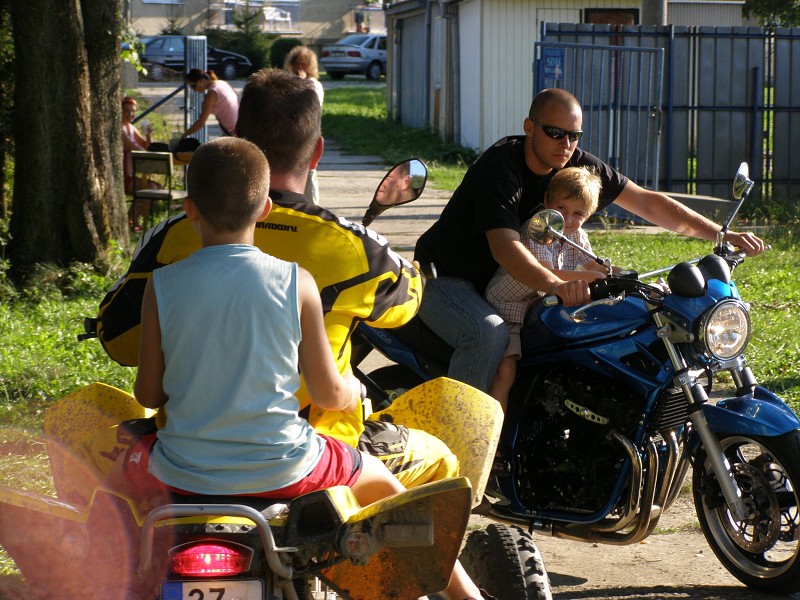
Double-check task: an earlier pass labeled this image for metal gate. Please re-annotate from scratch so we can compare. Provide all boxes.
[534,41,664,193]
[185,36,209,143]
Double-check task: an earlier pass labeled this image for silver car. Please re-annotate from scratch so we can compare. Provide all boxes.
[320,34,387,80]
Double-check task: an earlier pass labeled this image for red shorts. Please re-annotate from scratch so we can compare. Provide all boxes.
[124,433,362,498]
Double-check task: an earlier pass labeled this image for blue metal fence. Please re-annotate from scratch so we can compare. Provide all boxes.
[535,41,663,192]
[538,23,800,206]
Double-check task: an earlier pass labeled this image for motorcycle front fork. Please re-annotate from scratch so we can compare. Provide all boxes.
[655,317,751,522]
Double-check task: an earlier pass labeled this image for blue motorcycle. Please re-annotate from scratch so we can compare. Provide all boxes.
[352,163,800,594]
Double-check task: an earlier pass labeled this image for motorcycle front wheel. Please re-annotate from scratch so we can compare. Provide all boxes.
[459,523,552,600]
[693,430,800,594]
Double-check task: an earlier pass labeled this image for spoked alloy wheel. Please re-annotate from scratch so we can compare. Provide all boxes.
[220,60,238,80]
[460,523,552,599]
[693,431,800,594]
[366,61,382,80]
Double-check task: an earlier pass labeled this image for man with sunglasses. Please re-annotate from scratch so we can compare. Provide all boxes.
[414,87,766,394]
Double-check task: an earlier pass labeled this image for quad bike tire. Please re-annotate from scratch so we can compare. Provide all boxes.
[460,523,552,600]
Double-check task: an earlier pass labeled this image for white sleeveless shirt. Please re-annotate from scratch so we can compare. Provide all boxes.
[149,244,324,494]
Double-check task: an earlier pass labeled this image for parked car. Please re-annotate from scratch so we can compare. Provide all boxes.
[320,34,387,80]
[141,35,252,80]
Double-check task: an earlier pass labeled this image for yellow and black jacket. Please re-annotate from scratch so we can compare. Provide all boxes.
[96,190,424,446]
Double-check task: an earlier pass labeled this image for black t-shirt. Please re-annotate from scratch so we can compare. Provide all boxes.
[414,136,628,292]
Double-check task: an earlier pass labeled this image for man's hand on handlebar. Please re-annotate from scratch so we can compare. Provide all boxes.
[552,280,592,307]
[724,231,768,256]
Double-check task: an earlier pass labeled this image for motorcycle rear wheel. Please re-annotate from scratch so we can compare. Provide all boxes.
[693,431,800,594]
[459,523,552,600]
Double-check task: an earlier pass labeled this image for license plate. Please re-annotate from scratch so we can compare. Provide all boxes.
[161,579,264,600]
[331,50,345,56]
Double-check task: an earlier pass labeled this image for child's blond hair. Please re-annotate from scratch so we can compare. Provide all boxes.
[545,166,602,214]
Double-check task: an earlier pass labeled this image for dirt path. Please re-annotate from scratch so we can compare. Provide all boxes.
[471,491,800,600]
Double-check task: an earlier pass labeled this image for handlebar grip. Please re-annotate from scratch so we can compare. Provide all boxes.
[542,295,561,307]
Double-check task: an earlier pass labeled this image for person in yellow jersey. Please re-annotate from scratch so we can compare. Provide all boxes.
[94,69,458,489]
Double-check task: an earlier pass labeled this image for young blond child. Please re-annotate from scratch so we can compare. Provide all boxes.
[129,137,486,600]
[484,166,607,410]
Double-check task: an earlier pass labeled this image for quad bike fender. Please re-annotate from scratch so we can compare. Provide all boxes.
[702,385,800,437]
[43,382,155,504]
[368,377,503,507]
[321,476,472,600]
[0,485,149,598]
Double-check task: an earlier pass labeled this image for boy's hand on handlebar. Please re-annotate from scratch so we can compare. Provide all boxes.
[553,280,591,307]
[725,231,768,256]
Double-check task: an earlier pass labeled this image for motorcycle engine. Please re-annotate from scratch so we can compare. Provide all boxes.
[507,364,642,513]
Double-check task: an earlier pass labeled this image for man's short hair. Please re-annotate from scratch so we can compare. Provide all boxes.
[187,137,270,232]
[236,68,321,176]
[546,166,602,214]
[529,88,581,121]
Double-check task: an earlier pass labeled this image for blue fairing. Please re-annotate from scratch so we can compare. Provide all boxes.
[522,296,651,353]
[703,386,800,437]
[661,278,740,324]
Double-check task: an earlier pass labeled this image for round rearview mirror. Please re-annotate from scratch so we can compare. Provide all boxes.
[732,162,754,201]
[374,159,427,207]
[528,209,565,244]
[363,159,428,226]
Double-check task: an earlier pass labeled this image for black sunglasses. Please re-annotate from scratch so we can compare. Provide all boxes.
[533,119,583,143]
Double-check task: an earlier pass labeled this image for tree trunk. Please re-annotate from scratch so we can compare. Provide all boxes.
[8,0,127,279]
[0,0,12,221]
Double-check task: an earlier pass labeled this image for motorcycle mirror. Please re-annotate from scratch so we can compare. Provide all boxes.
[527,208,565,244]
[362,158,428,226]
[528,208,613,273]
[732,162,754,201]
[717,162,755,249]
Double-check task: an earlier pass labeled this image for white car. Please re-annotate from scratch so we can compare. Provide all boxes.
[320,34,387,80]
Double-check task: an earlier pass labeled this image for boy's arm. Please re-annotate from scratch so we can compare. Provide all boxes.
[297,267,360,414]
[134,278,168,409]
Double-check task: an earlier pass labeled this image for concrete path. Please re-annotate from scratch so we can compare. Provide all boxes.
[134,80,449,259]
[315,139,450,259]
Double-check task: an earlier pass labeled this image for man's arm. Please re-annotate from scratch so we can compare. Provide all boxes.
[614,180,766,256]
[134,279,168,409]
[487,228,591,306]
[297,268,359,414]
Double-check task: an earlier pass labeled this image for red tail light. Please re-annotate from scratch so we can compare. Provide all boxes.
[169,542,253,577]
[347,50,362,57]
[321,50,330,57]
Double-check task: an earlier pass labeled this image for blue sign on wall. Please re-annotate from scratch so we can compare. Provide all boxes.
[541,47,565,81]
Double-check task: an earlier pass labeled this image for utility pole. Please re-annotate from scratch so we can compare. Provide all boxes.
[641,0,667,25]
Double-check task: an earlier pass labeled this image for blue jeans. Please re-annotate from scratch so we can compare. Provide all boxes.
[417,276,508,392]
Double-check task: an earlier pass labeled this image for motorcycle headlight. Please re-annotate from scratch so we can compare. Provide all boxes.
[697,300,751,361]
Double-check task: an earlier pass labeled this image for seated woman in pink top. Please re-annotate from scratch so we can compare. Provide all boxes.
[182,69,239,138]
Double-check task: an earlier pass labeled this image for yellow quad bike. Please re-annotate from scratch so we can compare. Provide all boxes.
[0,377,503,600]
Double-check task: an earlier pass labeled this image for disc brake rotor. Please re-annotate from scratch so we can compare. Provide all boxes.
[717,461,782,553]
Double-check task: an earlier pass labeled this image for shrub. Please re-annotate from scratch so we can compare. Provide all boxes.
[269,37,304,69]
[202,28,272,73]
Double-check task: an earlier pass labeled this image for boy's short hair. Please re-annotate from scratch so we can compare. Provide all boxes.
[187,138,270,232]
[236,69,321,176]
[546,166,602,214]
